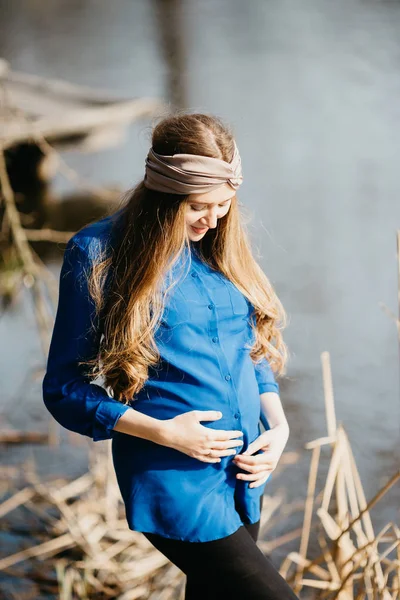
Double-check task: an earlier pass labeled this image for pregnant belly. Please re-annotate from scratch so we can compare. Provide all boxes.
[111,426,237,492]
[125,391,260,448]
[128,394,240,431]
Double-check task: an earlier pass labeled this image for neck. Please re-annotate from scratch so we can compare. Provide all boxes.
[188,239,202,259]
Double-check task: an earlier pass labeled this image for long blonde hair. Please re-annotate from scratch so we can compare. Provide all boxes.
[83,113,288,403]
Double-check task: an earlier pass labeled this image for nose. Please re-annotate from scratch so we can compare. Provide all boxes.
[199,212,218,229]
[200,220,215,229]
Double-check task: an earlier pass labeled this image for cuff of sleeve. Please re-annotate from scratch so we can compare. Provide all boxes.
[93,399,131,442]
[258,382,280,395]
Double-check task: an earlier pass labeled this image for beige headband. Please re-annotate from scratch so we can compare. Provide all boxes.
[143,141,243,195]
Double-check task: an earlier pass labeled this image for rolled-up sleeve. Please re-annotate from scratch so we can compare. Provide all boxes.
[254,357,280,395]
[42,238,131,442]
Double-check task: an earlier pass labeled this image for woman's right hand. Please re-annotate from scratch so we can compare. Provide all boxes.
[160,410,244,463]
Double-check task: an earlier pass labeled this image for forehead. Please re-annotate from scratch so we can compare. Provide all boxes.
[188,183,235,205]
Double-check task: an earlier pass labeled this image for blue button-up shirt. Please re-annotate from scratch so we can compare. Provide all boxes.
[42,211,280,542]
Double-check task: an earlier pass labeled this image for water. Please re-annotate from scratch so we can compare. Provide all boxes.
[1,0,399,574]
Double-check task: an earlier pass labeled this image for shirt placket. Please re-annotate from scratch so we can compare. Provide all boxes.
[190,262,242,430]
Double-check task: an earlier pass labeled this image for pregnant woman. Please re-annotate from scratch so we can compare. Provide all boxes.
[43,113,298,599]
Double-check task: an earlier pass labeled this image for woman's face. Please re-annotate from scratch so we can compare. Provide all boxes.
[185,183,234,240]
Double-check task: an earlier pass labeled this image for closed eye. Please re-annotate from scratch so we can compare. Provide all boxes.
[190,199,232,211]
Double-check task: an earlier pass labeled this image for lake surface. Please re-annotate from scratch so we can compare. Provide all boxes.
[1,0,399,570]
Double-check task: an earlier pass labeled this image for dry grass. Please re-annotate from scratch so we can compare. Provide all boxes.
[280,352,400,600]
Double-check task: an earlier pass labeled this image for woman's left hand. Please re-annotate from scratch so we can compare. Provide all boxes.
[233,423,290,488]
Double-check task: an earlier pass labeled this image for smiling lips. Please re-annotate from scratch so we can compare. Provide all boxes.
[191,226,208,234]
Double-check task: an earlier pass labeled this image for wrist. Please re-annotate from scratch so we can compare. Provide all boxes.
[114,408,175,447]
[154,418,175,448]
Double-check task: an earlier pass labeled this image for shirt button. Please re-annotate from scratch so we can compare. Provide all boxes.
[225,375,231,381]
[208,304,214,310]
[191,272,198,278]
[234,413,240,419]
[212,337,218,343]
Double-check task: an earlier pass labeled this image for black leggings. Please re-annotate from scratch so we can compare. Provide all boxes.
[143,495,299,600]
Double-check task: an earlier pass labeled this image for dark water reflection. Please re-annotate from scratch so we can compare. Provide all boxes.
[1,0,399,573]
